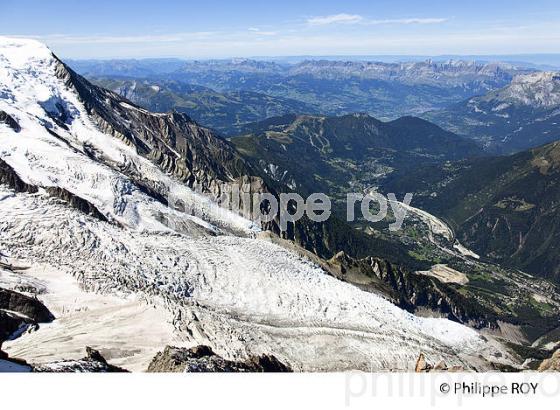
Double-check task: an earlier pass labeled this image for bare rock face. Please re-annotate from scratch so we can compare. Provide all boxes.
[0,287,54,343]
[538,349,560,371]
[327,251,495,329]
[414,353,464,372]
[0,288,54,323]
[0,110,20,132]
[33,347,128,373]
[0,310,36,342]
[0,158,39,194]
[147,345,292,373]
[415,353,432,372]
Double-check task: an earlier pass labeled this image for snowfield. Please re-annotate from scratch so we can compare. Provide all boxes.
[0,189,506,370]
[0,37,511,371]
[1,259,179,372]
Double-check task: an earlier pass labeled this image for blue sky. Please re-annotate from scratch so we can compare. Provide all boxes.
[1,0,560,58]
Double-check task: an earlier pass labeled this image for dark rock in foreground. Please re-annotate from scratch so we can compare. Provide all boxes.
[33,347,128,373]
[147,345,292,373]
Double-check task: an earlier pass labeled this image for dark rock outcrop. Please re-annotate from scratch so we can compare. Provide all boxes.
[44,186,107,222]
[0,348,32,372]
[0,286,54,343]
[0,310,35,342]
[0,287,54,324]
[0,110,20,132]
[0,158,107,222]
[33,347,128,373]
[0,158,38,194]
[1,347,127,373]
[147,345,292,373]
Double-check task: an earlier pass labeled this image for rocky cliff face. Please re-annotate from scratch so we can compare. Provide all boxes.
[54,59,264,211]
[327,251,495,329]
[0,288,54,324]
[0,285,54,344]
[0,110,20,132]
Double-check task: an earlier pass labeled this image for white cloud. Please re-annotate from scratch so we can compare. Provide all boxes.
[306,14,447,27]
[307,13,363,26]
[368,18,448,25]
[247,28,277,36]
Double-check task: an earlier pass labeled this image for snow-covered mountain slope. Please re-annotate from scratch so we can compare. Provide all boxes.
[0,37,512,371]
[0,37,258,236]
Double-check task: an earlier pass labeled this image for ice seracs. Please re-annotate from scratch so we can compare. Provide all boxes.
[0,37,512,371]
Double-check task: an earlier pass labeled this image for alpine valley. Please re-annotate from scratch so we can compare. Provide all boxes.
[1,37,560,373]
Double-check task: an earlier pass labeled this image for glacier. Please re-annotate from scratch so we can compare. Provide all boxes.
[0,37,511,371]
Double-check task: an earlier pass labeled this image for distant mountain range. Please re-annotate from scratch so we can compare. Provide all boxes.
[67,58,186,77]
[90,77,316,136]
[70,58,533,124]
[425,72,560,153]
[247,54,560,70]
